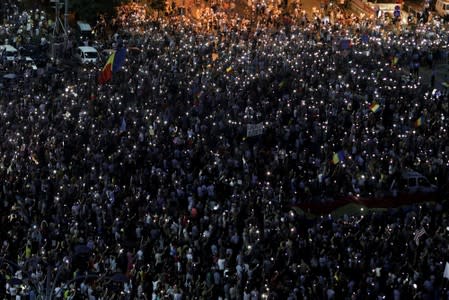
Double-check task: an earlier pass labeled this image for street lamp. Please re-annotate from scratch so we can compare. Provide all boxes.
[64,0,69,33]
[50,0,69,61]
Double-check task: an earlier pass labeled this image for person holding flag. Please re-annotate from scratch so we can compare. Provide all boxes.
[98,47,127,85]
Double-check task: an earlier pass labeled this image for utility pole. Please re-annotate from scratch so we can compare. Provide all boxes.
[50,0,68,61]
[64,0,69,34]
[51,0,59,61]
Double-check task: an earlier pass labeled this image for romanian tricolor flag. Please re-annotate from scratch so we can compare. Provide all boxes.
[414,116,424,128]
[98,48,127,85]
[369,102,380,113]
[332,150,345,165]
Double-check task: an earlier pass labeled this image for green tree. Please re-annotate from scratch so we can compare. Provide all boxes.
[70,0,127,23]
[149,0,166,17]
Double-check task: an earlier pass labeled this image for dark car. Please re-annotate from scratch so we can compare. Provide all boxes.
[19,44,49,68]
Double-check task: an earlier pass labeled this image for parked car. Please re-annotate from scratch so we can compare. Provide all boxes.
[76,21,93,43]
[0,45,18,62]
[74,46,99,65]
[19,44,49,68]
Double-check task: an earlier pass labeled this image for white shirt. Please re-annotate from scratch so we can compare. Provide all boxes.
[217,258,226,270]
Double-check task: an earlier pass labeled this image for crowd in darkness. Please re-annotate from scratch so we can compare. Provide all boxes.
[1,0,449,299]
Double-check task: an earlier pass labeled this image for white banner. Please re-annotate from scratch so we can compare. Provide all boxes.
[246,123,264,137]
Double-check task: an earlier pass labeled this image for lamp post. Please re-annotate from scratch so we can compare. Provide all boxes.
[50,0,69,61]
[64,0,69,33]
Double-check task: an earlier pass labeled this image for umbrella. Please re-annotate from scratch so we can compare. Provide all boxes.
[110,273,128,283]
[3,73,16,80]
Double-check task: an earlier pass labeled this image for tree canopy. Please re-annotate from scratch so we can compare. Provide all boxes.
[70,0,127,23]
[149,0,166,12]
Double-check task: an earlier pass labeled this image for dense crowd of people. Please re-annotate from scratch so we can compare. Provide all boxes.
[1,0,449,299]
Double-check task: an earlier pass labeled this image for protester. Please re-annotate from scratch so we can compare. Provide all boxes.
[0,1,449,299]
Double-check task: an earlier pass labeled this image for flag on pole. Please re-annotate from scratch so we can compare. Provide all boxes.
[98,51,115,85]
[112,47,127,73]
[414,116,424,128]
[98,48,127,85]
[369,102,380,113]
[414,227,426,245]
[332,150,345,165]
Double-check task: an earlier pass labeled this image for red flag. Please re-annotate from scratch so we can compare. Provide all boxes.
[98,51,115,84]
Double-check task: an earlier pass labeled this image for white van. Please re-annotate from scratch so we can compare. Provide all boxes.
[391,170,438,194]
[75,46,99,65]
[0,45,18,61]
[76,21,93,42]
[435,0,449,18]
